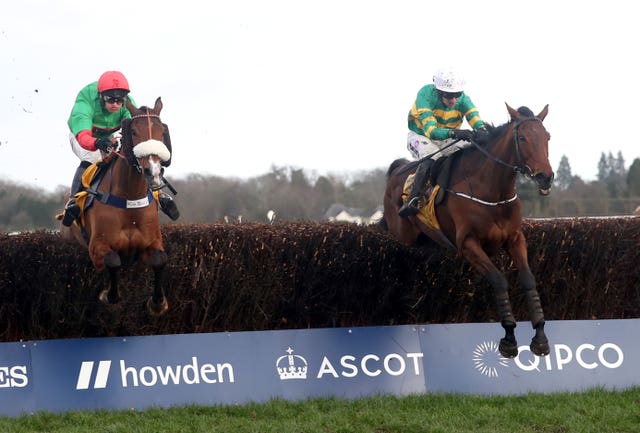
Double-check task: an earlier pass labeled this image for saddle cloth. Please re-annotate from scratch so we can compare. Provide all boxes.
[402,174,442,231]
[57,162,159,227]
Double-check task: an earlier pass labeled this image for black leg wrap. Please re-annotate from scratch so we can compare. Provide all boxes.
[495,293,515,323]
[530,320,550,356]
[525,289,545,328]
[499,319,518,358]
[496,292,518,358]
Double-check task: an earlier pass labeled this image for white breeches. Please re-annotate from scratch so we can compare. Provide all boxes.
[69,131,102,164]
[406,131,472,160]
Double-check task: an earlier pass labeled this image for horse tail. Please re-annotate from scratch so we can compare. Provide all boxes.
[387,158,411,177]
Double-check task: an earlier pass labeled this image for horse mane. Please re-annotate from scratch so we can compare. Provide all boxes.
[119,118,137,166]
[517,106,534,117]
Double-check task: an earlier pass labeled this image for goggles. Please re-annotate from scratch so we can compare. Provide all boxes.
[103,95,125,104]
[441,91,462,100]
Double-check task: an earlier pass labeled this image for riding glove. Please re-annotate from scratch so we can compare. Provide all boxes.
[94,138,113,153]
[474,128,490,144]
[450,129,474,142]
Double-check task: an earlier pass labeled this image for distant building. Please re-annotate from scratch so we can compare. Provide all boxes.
[323,203,383,225]
[369,205,384,224]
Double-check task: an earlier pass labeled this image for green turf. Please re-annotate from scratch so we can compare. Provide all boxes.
[2,387,639,433]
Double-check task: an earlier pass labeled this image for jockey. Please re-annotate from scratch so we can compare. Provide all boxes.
[398,66,489,217]
[62,71,179,226]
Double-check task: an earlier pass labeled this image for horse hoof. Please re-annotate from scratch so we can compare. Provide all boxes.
[530,338,550,357]
[499,338,518,358]
[147,297,169,316]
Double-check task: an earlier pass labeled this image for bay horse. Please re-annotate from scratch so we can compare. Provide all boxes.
[382,104,553,358]
[60,97,172,315]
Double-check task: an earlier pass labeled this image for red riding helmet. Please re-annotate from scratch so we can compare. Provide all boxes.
[97,71,130,93]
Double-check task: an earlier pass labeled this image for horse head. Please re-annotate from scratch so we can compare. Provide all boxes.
[122,97,172,188]
[506,103,554,195]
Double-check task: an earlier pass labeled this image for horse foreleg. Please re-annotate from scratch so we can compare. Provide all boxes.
[99,250,121,305]
[461,240,518,358]
[519,270,549,356]
[486,269,518,358]
[146,249,168,316]
[510,233,550,357]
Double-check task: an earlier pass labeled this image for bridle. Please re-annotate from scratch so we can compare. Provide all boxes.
[130,112,162,142]
[471,117,546,178]
[446,117,547,206]
[126,110,176,194]
[125,110,164,174]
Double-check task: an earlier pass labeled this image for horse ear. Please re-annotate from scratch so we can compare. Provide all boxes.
[154,97,163,114]
[505,103,520,121]
[125,98,137,115]
[537,104,549,121]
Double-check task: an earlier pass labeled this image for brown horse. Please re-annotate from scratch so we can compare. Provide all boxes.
[382,103,553,358]
[60,97,172,315]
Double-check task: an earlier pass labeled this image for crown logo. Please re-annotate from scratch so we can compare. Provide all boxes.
[276,347,308,380]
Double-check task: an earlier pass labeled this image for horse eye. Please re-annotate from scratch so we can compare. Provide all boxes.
[518,135,526,142]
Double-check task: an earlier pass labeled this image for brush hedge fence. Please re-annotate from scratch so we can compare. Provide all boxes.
[0,217,638,342]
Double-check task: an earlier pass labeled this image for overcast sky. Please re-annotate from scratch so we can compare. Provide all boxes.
[2,0,638,192]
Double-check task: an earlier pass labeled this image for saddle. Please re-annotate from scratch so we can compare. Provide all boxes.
[74,162,108,226]
[402,152,461,231]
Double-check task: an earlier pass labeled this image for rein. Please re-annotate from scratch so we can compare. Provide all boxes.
[396,138,463,175]
[88,110,162,206]
[471,117,544,176]
[446,117,544,206]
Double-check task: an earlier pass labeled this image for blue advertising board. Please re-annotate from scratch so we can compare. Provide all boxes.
[0,341,33,416]
[420,320,634,394]
[0,319,638,416]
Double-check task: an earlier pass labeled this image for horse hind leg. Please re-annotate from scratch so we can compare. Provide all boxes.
[146,249,168,316]
[99,250,122,305]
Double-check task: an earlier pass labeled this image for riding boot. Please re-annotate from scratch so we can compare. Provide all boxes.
[398,159,433,217]
[158,192,180,221]
[61,164,87,227]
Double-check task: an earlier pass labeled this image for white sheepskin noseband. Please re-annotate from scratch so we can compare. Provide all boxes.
[133,139,171,162]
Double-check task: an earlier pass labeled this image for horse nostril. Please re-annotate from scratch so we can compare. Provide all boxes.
[534,172,553,189]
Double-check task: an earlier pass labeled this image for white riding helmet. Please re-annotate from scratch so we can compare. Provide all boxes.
[433,67,465,93]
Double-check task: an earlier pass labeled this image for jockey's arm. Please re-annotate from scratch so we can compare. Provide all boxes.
[76,130,101,151]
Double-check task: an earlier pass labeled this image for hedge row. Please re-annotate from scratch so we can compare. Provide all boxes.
[0,218,638,342]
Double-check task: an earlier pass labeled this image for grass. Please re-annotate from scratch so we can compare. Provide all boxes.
[2,387,639,433]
